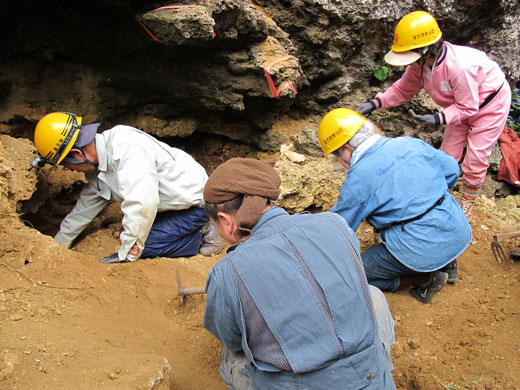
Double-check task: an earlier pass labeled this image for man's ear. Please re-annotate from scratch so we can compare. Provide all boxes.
[67,148,82,159]
[217,211,236,236]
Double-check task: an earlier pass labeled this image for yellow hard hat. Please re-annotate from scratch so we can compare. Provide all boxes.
[34,112,82,165]
[318,108,367,156]
[385,11,442,66]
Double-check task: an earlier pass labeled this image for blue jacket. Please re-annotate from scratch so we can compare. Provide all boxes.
[331,136,472,272]
[203,207,395,390]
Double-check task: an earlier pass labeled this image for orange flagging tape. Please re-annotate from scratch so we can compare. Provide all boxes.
[264,55,302,98]
[139,21,160,42]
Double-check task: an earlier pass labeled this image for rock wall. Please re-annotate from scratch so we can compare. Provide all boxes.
[0,0,518,145]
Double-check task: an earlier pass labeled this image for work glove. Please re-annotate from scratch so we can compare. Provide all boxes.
[408,109,444,126]
[100,253,129,264]
[356,101,377,115]
[100,244,140,264]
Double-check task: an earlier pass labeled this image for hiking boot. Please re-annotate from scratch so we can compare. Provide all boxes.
[409,271,449,304]
[199,222,224,257]
[442,262,458,284]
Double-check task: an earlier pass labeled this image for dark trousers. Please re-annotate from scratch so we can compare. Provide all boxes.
[361,243,419,292]
[141,206,209,258]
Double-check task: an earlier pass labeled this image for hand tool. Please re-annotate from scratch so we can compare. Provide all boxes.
[176,268,206,305]
[491,231,520,263]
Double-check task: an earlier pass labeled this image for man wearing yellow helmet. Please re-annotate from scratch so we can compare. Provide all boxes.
[318,108,471,303]
[356,10,512,221]
[32,112,224,263]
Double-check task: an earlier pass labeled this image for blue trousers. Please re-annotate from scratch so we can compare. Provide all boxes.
[361,243,421,292]
[141,206,209,259]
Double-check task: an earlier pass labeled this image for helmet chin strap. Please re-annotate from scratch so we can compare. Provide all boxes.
[416,46,433,89]
[62,147,101,190]
[62,147,97,167]
[333,146,352,166]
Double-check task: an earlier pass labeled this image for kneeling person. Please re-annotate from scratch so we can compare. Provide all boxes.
[31,112,223,263]
[202,158,395,390]
[318,108,472,303]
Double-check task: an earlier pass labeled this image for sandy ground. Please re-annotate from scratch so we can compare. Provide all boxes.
[1,203,519,390]
[1,135,519,389]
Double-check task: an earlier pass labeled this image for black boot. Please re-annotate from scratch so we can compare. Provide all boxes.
[409,271,448,303]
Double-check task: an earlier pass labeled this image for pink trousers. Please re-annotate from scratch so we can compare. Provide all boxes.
[441,83,512,186]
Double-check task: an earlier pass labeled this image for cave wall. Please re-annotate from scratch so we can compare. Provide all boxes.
[0,0,518,146]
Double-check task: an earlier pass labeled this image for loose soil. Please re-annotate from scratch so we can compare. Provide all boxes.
[1,144,519,390]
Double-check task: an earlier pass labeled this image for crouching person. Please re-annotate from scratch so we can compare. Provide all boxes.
[31,112,223,263]
[318,108,472,303]
[202,158,395,390]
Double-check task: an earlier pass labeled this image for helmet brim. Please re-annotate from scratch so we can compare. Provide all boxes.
[384,49,421,66]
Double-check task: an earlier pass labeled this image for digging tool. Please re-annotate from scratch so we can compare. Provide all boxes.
[491,231,520,263]
[176,268,206,305]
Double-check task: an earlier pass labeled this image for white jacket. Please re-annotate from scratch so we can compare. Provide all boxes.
[54,125,208,260]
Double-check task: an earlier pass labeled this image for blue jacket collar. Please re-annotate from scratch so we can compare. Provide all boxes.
[348,136,389,173]
[225,207,287,254]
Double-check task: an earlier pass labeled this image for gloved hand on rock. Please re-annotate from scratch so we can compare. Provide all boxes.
[356,101,377,115]
[408,109,444,126]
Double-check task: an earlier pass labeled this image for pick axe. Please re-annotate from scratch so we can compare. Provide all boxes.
[176,268,206,305]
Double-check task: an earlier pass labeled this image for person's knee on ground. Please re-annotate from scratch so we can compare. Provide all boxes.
[140,207,210,258]
[219,347,255,390]
[369,285,395,371]
[402,271,449,304]
[200,221,224,257]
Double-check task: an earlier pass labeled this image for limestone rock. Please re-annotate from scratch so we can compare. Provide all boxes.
[139,5,216,46]
[496,196,518,213]
[0,135,38,212]
[135,115,199,138]
[292,126,323,157]
[482,174,511,199]
[280,144,305,163]
[275,155,344,213]
[488,143,503,173]
[507,208,520,222]
[259,128,285,152]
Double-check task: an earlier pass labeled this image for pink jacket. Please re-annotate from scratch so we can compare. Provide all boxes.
[375,41,506,125]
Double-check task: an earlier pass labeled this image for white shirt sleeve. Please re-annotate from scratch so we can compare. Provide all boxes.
[54,179,110,248]
[111,142,160,260]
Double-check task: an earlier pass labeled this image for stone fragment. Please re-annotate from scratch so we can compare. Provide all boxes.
[259,129,285,152]
[140,6,215,46]
[292,126,323,157]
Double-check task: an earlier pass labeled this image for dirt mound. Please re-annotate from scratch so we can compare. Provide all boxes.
[1,135,519,390]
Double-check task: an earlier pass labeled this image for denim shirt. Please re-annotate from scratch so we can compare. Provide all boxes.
[331,136,472,272]
[203,207,395,390]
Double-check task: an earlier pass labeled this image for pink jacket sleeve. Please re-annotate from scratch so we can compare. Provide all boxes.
[375,66,421,108]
